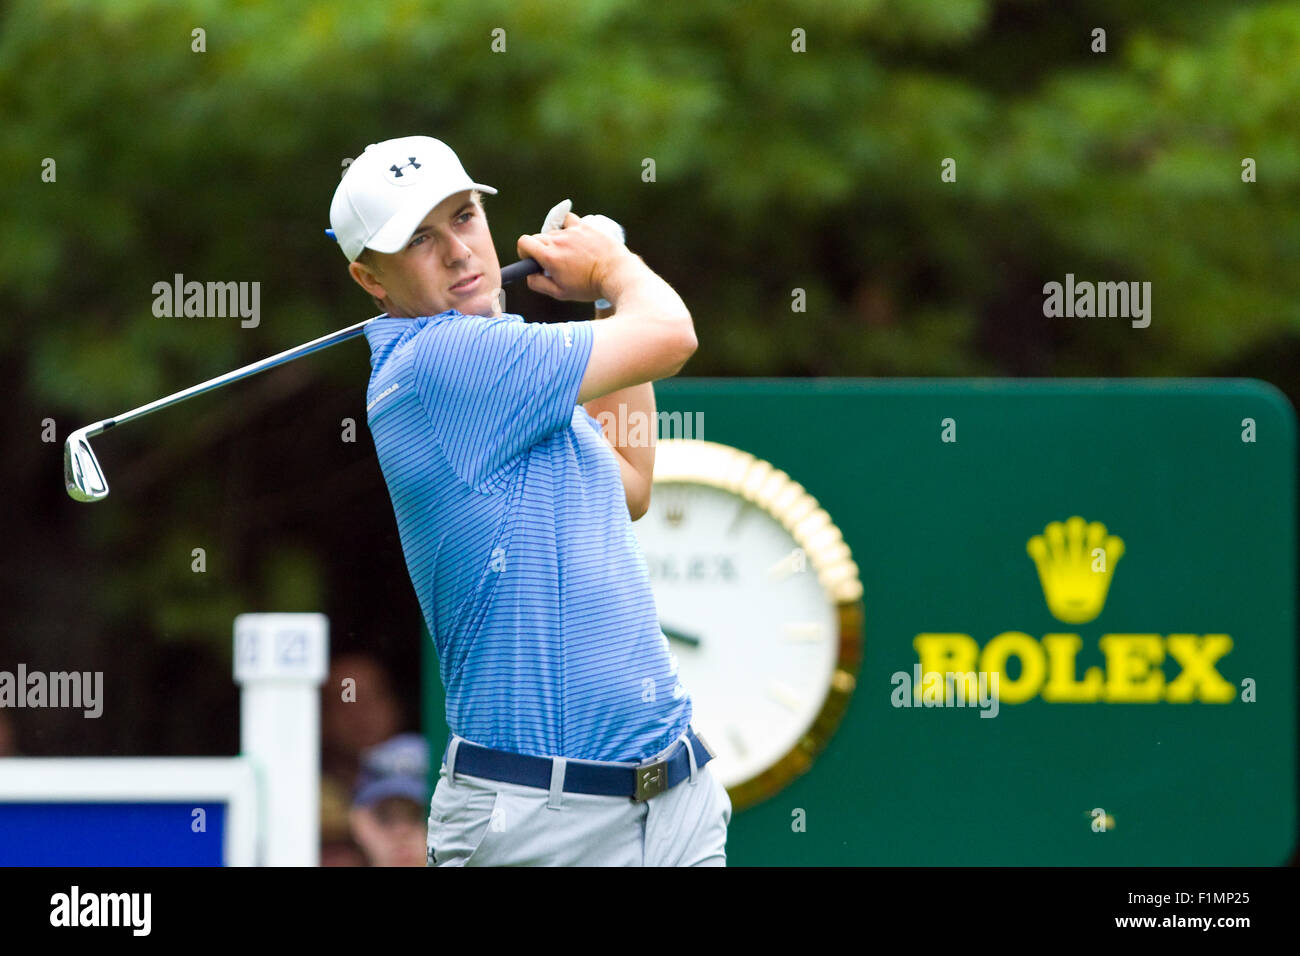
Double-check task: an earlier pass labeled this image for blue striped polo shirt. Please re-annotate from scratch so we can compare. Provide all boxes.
[363,310,691,762]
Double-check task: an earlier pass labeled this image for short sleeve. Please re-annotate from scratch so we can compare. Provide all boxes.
[411,314,594,486]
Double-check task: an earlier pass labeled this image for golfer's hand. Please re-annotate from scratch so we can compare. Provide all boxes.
[517,213,640,303]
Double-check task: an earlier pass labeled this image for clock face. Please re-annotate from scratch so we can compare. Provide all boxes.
[634,482,841,790]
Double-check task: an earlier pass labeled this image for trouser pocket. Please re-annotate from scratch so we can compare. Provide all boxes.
[427,780,503,867]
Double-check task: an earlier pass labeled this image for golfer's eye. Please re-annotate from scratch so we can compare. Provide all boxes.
[456,211,474,224]
[408,234,427,249]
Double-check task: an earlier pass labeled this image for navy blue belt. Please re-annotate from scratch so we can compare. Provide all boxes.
[443,727,716,802]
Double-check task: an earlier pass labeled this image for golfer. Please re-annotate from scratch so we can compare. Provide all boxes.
[328,135,730,866]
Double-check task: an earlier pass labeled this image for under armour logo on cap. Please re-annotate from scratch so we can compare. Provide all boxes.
[384,154,426,186]
[389,157,421,179]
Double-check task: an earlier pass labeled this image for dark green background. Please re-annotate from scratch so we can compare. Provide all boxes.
[424,378,1297,865]
[9,0,1300,773]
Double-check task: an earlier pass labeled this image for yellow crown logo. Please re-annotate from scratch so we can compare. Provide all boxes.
[1026,516,1125,624]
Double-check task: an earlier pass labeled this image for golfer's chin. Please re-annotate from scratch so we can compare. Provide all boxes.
[395,294,492,320]
[453,289,503,318]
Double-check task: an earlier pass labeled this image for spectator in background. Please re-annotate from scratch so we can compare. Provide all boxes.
[320,774,367,867]
[349,733,430,867]
[320,652,407,862]
[322,652,404,787]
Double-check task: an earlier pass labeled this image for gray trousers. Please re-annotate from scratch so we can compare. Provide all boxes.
[427,731,732,866]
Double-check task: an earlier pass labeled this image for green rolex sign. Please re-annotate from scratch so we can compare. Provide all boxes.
[425,379,1296,865]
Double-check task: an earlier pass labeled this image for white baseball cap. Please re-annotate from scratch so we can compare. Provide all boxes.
[328,136,497,261]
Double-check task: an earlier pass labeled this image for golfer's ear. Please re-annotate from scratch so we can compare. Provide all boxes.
[349,260,386,299]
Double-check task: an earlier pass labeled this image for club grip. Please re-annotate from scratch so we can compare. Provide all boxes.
[500,258,542,285]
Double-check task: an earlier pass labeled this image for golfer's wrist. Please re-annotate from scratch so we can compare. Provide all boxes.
[596,251,649,306]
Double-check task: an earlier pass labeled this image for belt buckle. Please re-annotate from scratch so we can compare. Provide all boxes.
[632,756,669,802]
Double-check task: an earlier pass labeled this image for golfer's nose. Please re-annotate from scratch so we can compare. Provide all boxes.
[445,233,472,263]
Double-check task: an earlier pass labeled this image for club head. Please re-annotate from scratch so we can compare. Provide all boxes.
[65,428,109,502]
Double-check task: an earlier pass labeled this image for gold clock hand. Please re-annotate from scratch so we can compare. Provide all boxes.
[660,624,702,648]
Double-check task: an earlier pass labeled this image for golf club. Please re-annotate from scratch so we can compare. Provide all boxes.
[64,257,544,502]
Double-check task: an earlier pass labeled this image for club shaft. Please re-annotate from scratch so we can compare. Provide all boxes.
[85,317,378,438]
[84,258,542,438]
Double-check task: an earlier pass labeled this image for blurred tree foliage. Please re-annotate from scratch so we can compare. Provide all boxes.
[1,0,1297,751]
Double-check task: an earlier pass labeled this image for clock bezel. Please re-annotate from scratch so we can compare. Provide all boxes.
[647,439,864,811]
